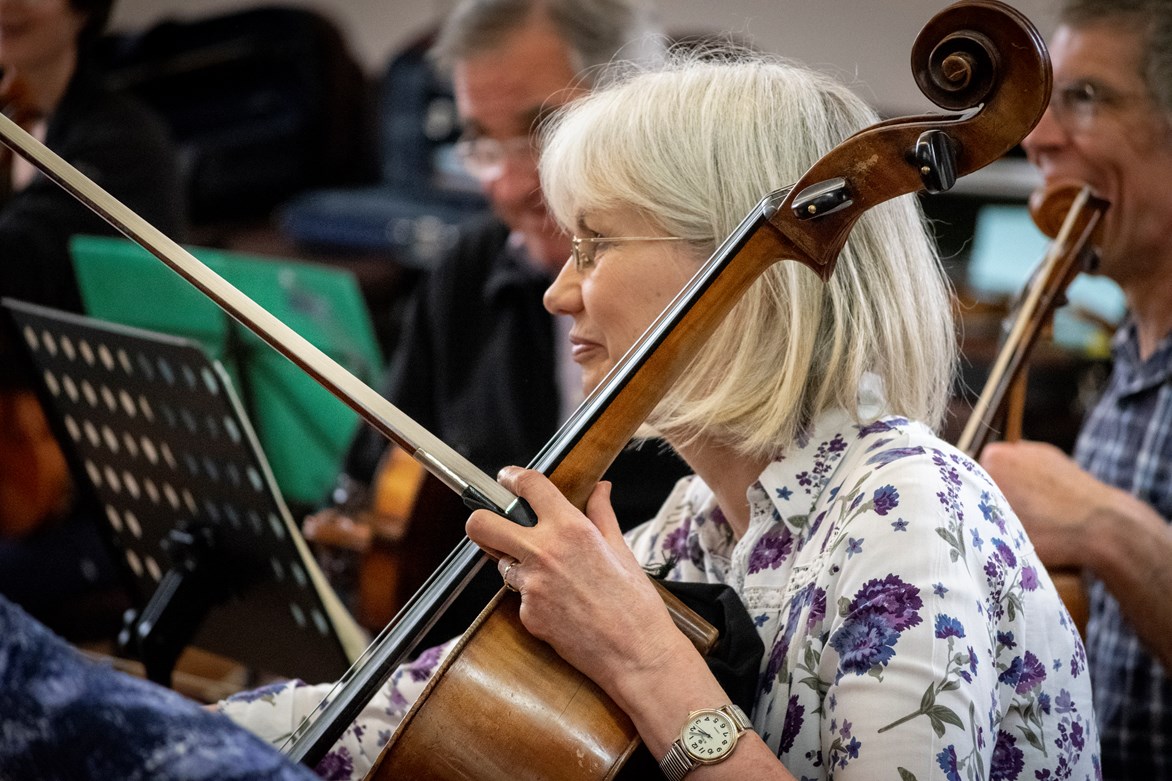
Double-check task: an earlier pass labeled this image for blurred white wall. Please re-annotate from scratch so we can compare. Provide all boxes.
[109,0,1059,116]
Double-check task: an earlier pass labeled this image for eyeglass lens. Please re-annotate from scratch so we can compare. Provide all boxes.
[455,136,533,180]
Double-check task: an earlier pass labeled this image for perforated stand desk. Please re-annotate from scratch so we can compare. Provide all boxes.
[4,299,364,686]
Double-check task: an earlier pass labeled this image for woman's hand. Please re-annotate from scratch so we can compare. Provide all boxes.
[465,466,690,704]
[468,468,795,778]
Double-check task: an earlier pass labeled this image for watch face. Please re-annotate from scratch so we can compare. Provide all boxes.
[683,710,737,762]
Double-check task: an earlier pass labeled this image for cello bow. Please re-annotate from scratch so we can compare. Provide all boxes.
[362,1,1054,777]
[0,1,1051,776]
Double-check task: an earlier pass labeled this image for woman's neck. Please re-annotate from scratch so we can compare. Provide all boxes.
[673,438,770,540]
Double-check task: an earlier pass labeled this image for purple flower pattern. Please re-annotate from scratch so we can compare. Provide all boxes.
[315,747,355,781]
[216,413,1098,781]
[779,695,804,755]
[633,414,1096,780]
[871,485,899,515]
[224,679,306,706]
[747,526,795,574]
[990,730,1025,781]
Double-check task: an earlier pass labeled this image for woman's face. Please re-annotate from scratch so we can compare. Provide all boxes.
[543,207,701,394]
[0,0,85,74]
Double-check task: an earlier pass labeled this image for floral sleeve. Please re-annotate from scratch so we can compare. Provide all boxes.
[784,447,1093,780]
[217,639,458,781]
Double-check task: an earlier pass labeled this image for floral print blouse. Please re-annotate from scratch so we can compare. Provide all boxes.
[220,410,1100,781]
[627,410,1099,780]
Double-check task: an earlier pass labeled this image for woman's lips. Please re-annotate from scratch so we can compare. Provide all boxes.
[568,336,602,362]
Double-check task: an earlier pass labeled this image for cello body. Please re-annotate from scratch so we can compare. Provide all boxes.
[372,592,641,780]
[0,1,1053,776]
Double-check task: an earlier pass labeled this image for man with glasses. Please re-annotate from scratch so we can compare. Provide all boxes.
[979,1,1172,777]
[335,0,687,630]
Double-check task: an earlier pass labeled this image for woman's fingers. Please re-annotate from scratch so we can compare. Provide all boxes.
[497,555,523,593]
[466,467,635,592]
[466,507,525,562]
[585,481,624,544]
[466,467,574,562]
[495,466,572,513]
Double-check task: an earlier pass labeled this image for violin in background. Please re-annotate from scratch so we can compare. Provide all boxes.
[303,447,469,632]
[957,181,1110,634]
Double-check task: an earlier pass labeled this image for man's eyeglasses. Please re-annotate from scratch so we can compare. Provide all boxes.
[453,135,535,181]
[1049,79,1147,130]
[570,235,689,272]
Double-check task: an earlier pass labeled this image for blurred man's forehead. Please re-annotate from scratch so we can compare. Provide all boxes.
[451,17,584,137]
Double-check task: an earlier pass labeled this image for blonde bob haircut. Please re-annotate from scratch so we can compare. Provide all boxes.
[539,52,957,460]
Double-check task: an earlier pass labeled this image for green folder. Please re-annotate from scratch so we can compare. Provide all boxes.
[70,234,385,510]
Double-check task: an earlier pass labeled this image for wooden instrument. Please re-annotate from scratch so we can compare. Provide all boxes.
[0,0,1051,776]
[0,390,72,537]
[957,181,1109,636]
[303,448,469,632]
[357,3,1052,777]
[0,69,73,538]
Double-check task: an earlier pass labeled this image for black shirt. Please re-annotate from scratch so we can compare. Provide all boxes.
[341,217,689,641]
[344,216,688,527]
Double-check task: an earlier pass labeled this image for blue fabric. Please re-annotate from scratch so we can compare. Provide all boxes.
[0,595,317,781]
[1074,320,1172,780]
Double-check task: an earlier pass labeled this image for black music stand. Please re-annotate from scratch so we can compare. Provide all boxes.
[3,299,365,687]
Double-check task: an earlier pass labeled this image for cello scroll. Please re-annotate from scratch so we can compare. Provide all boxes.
[762,0,1051,277]
[0,1,1057,777]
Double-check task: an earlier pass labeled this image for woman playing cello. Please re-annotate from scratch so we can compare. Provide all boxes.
[220,51,1099,780]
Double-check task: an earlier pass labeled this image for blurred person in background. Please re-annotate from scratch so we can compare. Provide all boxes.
[0,0,184,640]
[980,0,1172,777]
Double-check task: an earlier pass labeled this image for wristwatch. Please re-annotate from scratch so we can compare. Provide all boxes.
[659,703,753,780]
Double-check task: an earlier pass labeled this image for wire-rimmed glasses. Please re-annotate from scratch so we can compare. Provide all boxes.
[452,135,535,181]
[1048,79,1147,131]
[570,235,688,272]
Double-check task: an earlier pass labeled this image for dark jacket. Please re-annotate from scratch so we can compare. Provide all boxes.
[344,215,688,528]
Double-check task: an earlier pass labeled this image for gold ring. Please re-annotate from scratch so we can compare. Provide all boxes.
[502,559,520,592]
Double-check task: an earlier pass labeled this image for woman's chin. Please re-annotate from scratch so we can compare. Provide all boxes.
[580,365,611,397]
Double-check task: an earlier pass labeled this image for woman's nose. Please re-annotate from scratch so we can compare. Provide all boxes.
[543,257,582,316]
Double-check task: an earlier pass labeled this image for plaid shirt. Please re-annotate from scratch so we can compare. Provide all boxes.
[1074,320,1172,780]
